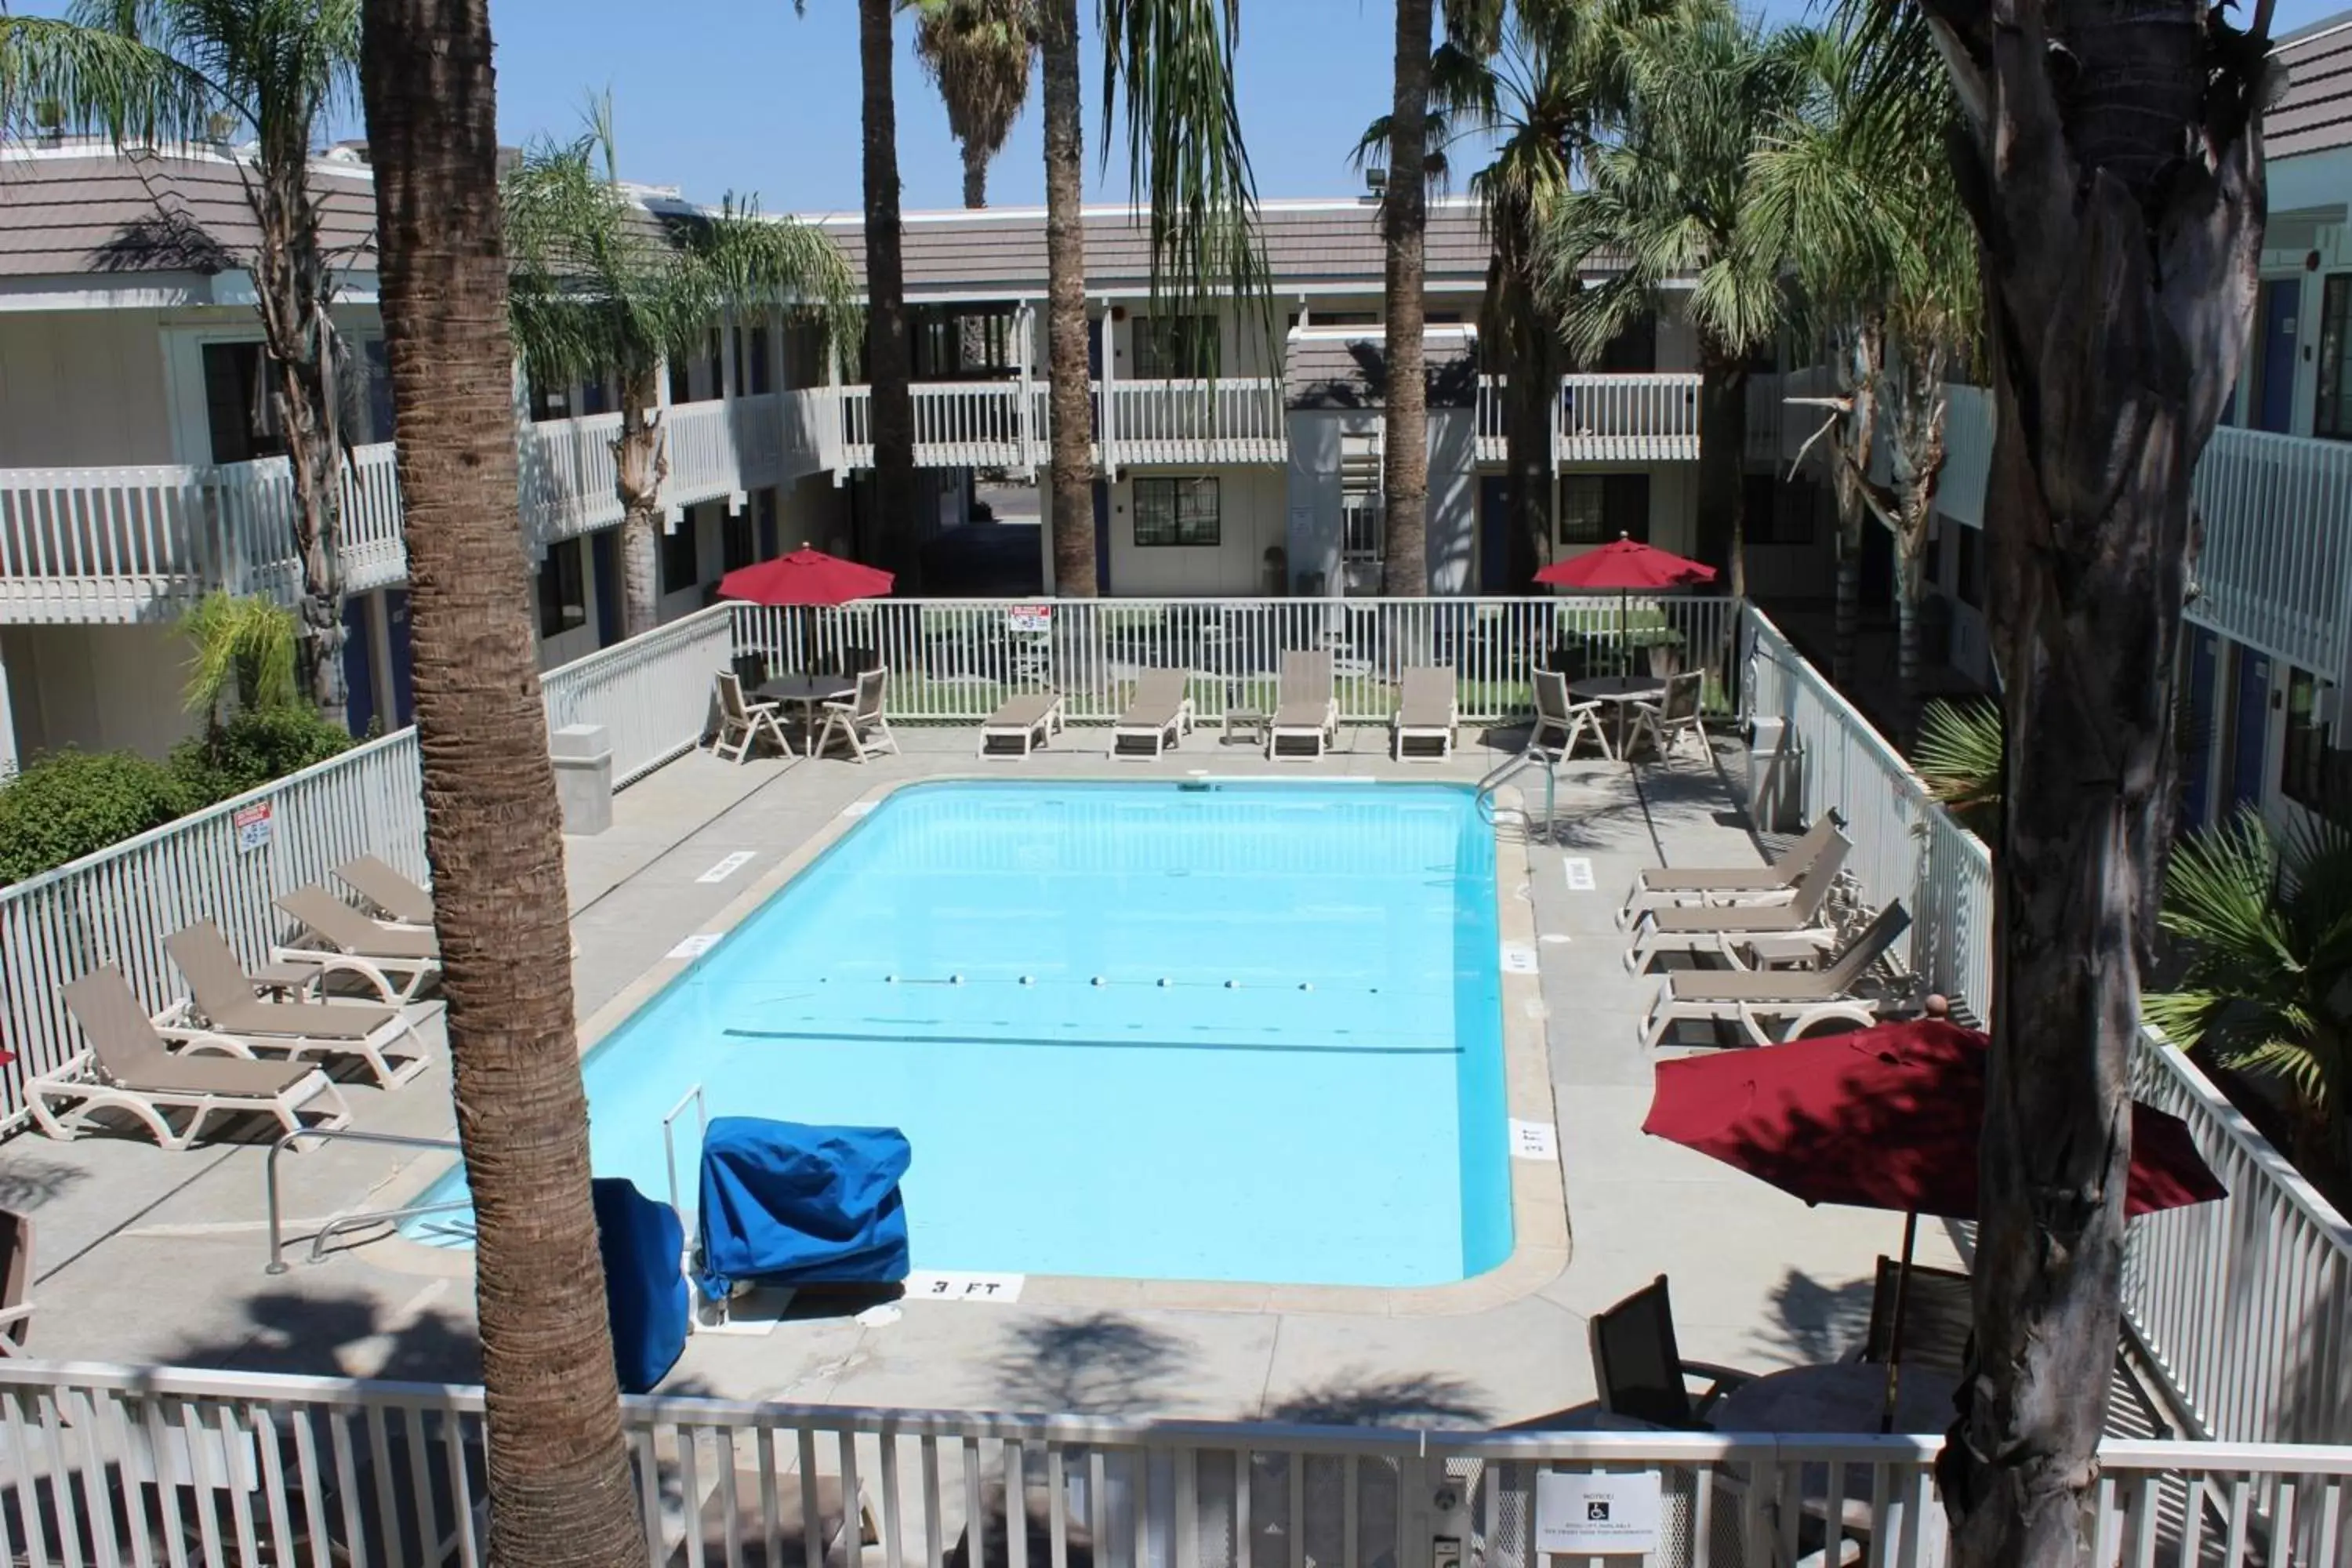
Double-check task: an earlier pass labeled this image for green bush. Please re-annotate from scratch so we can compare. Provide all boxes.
[168,707,356,803]
[0,750,194,884]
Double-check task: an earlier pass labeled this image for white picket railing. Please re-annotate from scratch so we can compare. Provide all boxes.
[1555,372,1703,463]
[541,605,735,786]
[729,596,1740,726]
[1107,378,1287,466]
[517,411,628,551]
[0,1360,2345,1568]
[2187,425,2352,683]
[836,383,1042,471]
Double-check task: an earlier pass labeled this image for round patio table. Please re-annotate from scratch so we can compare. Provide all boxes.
[1570,674,1664,757]
[757,675,856,742]
[1710,1361,1960,1548]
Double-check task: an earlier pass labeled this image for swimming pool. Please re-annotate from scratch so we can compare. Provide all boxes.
[412,779,1512,1287]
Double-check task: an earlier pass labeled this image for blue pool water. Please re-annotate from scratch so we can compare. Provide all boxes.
[412,780,1511,1287]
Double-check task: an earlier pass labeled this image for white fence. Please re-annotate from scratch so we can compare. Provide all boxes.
[1,1361,2345,1568]
[542,607,736,786]
[1556,372,1703,463]
[2187,425,2352,684]
[730,597,1741,726]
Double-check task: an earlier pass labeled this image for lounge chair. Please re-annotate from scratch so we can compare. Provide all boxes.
[0,1209,34,1357]
[1639,901,1911,1049]
[1391,666,1459,762]
[27,967,351,1152]
[978,691,1066,758]
[1530,669,1608,757]
[1624,669,1708,762]
[1111,670,1194,758]
[1624,845,1849,974]
[165,919,430,1088]
[1589,1275,1753,1429]
[336,854,434,927]
[270,885,443,1003]
[1266,650,1339,760]
[714,670,792,764]
[813,667,899,764]
[1617,812,1850,927]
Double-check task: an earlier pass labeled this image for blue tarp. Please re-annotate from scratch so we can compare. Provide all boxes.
[695,1117,912,1300]
[592,1178,688,1394]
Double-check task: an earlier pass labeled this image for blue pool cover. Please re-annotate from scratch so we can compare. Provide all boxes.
[695,1117,913,1298]
[591,1178,688,1394]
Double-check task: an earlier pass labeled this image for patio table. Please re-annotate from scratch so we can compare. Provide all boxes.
[1570,674,1665,757]
[1711,1360,1961,1549]
[758,675,856,739]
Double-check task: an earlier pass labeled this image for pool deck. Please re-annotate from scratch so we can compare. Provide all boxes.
[2,721,1965,1428]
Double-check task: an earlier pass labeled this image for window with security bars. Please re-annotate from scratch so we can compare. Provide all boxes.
[1342,494,1383,561]
[1131,315,1220,379]
[1559,474,1650,545]
[1133,477,1221,547]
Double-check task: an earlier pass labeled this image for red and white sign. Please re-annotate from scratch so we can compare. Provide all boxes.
[232,801,274,854]
[1007,604,1052,634]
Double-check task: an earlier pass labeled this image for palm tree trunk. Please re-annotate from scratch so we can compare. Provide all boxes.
[1894,544,1924,745]
[279,362,350,728]
[860,0,920,582]
[1919,2,2271,1560]
[1040,0,1096,598]
[356,4,645,1565]
[1697,344,1748,601]
[1377,0,1432,597]
[1829,320,1881,688]
[963,141,989,209]
[613,376,669,637]
[1886,339,1946,746]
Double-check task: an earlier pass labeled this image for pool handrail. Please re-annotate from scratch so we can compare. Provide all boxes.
[263,1126,462,1274]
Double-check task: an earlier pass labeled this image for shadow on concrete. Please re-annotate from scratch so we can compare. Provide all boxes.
[1759,1267,1875,1366]
[990,1312,1185,1414]
[163,1286,485,1384]
[1265,1371,1490,1428]
[0,1157,86,1212]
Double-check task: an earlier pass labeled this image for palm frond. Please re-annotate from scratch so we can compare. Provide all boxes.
[1913,698,2002,821]
[913,0,1036,176]
[0,10,216,142]
[179,590,299,717]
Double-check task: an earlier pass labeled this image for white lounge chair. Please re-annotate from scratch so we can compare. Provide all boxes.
[1624,849,1846,974]
[1617,814,1851,927]
[0,1210,33,1357]
[979,691,1066,757]
[270,885,442,1003]
[165,920,430,1088]
[1641,902,1912,1050]
[336,854,434,927]
[713,671,791,764]
[1530,669,1609,757]
[814,667,899,764]
[27,967,351,1152]
[1266,650,1339,759]
[1112,670,1194,758]
[1625,670,1708,762]
[1391,666,1458,761]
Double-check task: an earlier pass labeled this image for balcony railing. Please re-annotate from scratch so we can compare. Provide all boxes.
[1476,373,1704,466]
[835,381,1044,470]
[1105,376,1286,466]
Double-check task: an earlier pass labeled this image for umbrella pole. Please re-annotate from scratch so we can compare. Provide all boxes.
[1881,1209,1918,1433]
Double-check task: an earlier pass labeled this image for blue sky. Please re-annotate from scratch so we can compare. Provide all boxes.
[19,0,2350,214]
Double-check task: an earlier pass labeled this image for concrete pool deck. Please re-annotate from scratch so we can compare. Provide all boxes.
[0,722,1966,1428]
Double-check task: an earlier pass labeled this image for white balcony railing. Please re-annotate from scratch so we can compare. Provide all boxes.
[2188,424,2352,685]
[836,381,1043,470]
[1475,372,1704,466]
[1105,376,1286,465]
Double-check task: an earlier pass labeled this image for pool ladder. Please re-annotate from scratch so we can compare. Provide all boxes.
[264,1127,465,1273]
[1475,746,1558,841]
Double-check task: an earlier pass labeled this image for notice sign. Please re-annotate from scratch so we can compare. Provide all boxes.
[1007,604,1052,634]
[233,801,274,855]
[1534,1469,1662,1557]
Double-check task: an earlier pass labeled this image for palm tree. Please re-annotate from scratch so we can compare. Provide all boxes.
[354,0,646,1562]
[1538,0,1802,602]
[1377,0,1434,596]
[913,0,1036,209]
[2147,808,2352,1187]
[1892,0,2276,1551]
[180,590,300,721]
[1035,0,1270,597]
[503,106,854,637]
[7,0,363,729]
[855,0,920,579]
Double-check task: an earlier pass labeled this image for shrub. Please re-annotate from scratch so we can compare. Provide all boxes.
[168,707,356,803]
[0,750,193,884]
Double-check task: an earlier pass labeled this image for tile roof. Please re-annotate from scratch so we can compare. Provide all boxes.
[1284,328,1481,410]
[2269,14,2352,161]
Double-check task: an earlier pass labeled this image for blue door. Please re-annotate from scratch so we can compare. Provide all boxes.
[340,594,376,737]
[2256,281,2299,433]
[1092,479,1112,594]
[385,590,416,728]
[2180,629,2217,829]
[592,528,624,647]
[2227,646,2272,815]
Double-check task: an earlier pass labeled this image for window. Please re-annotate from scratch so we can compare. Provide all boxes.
[661,512,700,594]
[1314,310,1379,328]
[750,327,772,394]
[756,487,780,558]
[580,373,611,416]
[1559,474,1651,546]
[1131,315,1219,379]
[2320,275,2352,439]
[526,374,570,423]
[1923,526,1944,586]
[535,538,587,638]
[1595,314,1657,373]
[667,354,693,407]
[784,318,827,388]
[2278,669,2352,817]
[723,506,756,572]
[202,342,286,463]
[1956,524,1984,609]
[1746,474,1819,546]
[913,307,1017,379]
[1133,477,1221,547]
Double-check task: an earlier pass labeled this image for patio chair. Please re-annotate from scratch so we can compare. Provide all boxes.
[1624,847,1849,974]
[978,690,1066,758]
[1589,1274,1753,1429]
[1617,811,1849,927]
[164,920,430,1089]
[270,884,444,1004]
[27,967,351,1152]
[335,854,434,927]
[814,667,900,763]
[1266,650,1339,760]
[1639,901,1911,1050]
[714,670,792,764]
[1391,666,1459,762]
[1112,669,1194,758]
[1624,669,1708,762]
[1530,669,1608,758]
[1860,1255,1973,1377]
[0,1209,34,1356]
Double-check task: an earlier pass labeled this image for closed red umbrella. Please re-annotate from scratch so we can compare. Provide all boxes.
[1534,534,1717,677]
[1642,1018,2224,1427]
[717,546,894,607]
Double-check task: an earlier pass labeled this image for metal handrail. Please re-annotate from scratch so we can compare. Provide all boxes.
[1475,746,1557,838]
[265,1127,463,1274]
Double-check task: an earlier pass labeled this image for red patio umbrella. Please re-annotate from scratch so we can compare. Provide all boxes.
[1533,534,1718,676]
[716,545,894,607]
[1642,1017,2224,1425]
